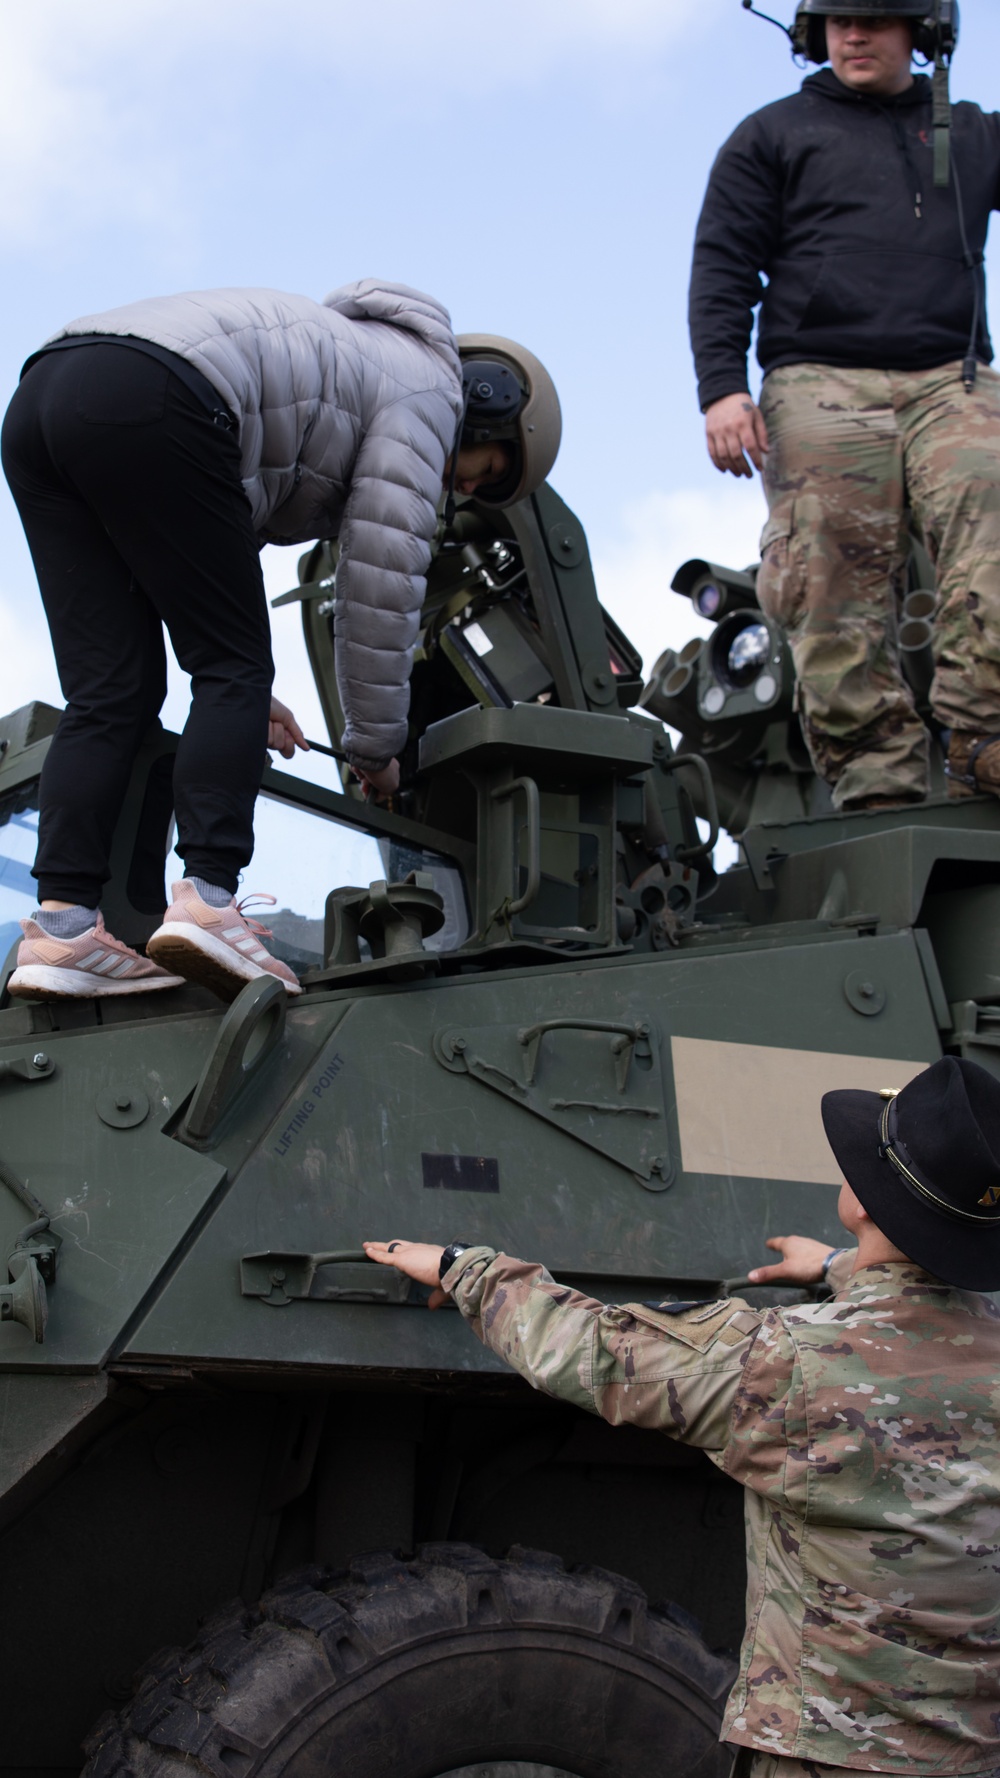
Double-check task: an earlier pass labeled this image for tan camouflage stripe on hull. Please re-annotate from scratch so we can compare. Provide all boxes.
[670,1037,927,1182]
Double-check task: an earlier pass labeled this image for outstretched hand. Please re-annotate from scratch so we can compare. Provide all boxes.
[364,1239,448,1308]
[704,393,770,478]
[748,1235,838,1287]
[268,696,309,759]
[364,1231,840,1305]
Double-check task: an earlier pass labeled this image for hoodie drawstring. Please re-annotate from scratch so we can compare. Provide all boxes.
[879,103,924,222]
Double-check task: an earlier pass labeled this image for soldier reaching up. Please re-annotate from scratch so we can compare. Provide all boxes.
[366,1055,1000,1777]
[689,3,1000,812]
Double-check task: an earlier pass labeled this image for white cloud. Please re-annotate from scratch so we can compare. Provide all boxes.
[0,16,178,248]
[0,0,727,250]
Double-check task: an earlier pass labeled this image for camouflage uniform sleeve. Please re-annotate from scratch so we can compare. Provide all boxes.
[824,1246,856,1293]
[444,1247,765,1459]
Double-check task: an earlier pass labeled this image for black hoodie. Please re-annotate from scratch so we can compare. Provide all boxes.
[689,69,1000,412]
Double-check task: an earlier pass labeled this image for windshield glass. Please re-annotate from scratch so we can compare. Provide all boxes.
[250,792,468,970]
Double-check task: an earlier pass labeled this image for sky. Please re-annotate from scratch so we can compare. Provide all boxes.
[3,0,1000,774]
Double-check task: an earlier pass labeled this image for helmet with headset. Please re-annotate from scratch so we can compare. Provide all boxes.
[791,0,959,65]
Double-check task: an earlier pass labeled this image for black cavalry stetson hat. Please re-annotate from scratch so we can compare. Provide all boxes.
[821,1057,1000,1291]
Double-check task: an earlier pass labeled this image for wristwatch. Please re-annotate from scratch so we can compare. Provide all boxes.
[439,1241,473,1282]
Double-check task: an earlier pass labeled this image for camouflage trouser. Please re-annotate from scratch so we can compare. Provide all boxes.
[735,1756,999,1778]
[757,361,1000,808]
[740,1760,892,1778]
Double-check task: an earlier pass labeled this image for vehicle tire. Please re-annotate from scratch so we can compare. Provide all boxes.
[82,1543,737,1778]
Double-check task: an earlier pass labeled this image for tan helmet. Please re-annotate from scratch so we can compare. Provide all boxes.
[456,333,562,508]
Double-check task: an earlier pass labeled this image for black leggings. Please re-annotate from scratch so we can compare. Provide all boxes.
[1,343,273,903]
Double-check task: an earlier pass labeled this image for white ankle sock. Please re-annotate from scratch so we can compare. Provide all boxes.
[34,905,95,938]
[187,876,233,908]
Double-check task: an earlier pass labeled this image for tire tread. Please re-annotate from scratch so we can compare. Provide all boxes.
[82,1544,736,1778]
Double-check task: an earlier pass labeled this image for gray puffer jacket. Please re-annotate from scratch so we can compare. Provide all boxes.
[51,280,464,768]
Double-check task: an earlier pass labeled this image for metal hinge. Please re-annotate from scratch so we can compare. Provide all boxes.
[1,1223,57,1344]
[0,1052,55,1085]
[0,1048,59,1342]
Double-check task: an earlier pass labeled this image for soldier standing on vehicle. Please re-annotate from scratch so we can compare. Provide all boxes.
[1,283,559,1001]
[365,1054,1000,1776]
[689,2,1000,812]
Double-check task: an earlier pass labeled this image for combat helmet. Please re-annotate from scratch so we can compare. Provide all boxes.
[455,335,562,508]
[792,0,959,65]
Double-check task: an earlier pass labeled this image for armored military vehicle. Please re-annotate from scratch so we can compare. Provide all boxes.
[1,482,996,1778]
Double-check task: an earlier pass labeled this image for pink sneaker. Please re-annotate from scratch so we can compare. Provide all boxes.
[7,913,185,1000]
[146,881,302,1001]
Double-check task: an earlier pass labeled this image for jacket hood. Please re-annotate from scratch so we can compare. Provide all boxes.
[803,67,932,109]
[323,278,461,379]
